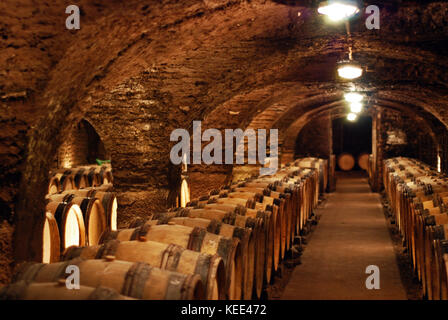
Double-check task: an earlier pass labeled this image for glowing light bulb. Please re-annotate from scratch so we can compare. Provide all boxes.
[338,64,363,79]
[350,102,363,113]
[345,92,364,103]
[318,2,359,22]
[347,113,357,121]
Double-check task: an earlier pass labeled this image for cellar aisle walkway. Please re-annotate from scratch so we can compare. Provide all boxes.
[281,172,407,300]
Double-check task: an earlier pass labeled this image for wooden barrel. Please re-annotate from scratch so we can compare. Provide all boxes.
[53,172,75,192]
[142,214,252,300]
[167,207,258,300]
[13,258,204,300]
[71,197,107,246]
[201,203,266,299]
[0,281,133,300]
[100,224,242,300]
[72,168,89,189]
[90,191,117,231]
[221,190,279,278]
[42,212,61,263]
[358,153,369,171]
[94,184,114,192]
[61,188,95,198]
[47,195,106,246]
[47,177,60,195]
[294,157,327,195]
[338,153,355,171]
[45,202,86,251]
[229,186,286,282]
[63,239,226,300]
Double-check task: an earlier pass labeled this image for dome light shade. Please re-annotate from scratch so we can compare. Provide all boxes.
[345,92,364,103]
[347,113,357,121]
[337,61,363,79]
[318,1,359,22]
[350,102,363,113]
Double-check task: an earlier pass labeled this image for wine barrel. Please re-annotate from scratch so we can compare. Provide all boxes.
[47,177,60,195]
[201,203,266,299]
[338,153,355,171]
[294,157,328,195]
[100,224,242,300]
[73,168,89,189]
[42,212,61,263]
[167,207,258,300]
[90,191,117,231]
[0,281,134,300]
[53,172,75,192]
[221,190,279,277]
[94,184,114,192]
[140,214,252,300]
[63,239,225,300]
[358,153,369,171]
[13,258,204,300]
[70,196,107,246]
[61,188,95,198]
[45,202,86,251]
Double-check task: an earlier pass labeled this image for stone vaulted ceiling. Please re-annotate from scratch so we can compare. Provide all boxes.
[1,0,448,260]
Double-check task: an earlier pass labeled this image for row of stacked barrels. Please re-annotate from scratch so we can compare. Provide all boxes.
[42,164,118,264]
[2,160,321,300]
[384,157,448,300]
[48,165,113,195]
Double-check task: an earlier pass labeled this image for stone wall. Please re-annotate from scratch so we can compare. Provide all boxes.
[294,116,332,160]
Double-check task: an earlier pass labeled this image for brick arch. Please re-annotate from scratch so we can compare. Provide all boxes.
[9,0,448,263]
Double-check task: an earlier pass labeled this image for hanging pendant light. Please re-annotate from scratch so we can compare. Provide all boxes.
[337,60,363,79]
[345,92,364,103]
[349,102,363,113]
[318,1,359,22]
[347,113,357,121]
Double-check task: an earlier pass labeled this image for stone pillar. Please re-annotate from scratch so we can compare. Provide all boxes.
[371,107,383,192]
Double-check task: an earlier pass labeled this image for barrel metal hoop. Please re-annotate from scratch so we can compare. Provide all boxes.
[222,211,236,225]
[13,262,47,283]
[96,239,120,259]
[165,272,187,300]
[216,238,232,267]
[130,224,151,241]
[207,219,222,234]
[187,227,207,252]
[232,227,247,241]
[51,259,81,282]
[193,254,211,292]
[122,262,152,299]
[63,246,85,261]
[425,215,437,226]
[433,225,446,240]
[234,205,247,216]
[63,193,75,204]
[99,230,119,244]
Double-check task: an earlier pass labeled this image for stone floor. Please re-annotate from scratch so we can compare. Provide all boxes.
[281,172,407,300]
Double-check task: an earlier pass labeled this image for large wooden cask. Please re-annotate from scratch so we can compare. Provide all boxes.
[338,153,355,171]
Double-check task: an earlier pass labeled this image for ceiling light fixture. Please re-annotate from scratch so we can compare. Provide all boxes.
[337,60,363,80]
[350,102,363,113]
[345,92,364,103]
[318,1,359,22]
[347,113,357,121]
